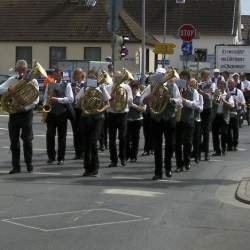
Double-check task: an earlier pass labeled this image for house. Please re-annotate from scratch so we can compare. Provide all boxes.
[0,0,157,74]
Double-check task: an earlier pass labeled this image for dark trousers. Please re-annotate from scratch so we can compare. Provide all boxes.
[69,108,82,157]
[193,121,201,160]
[212,114,228,154]
[8,110,33,169]
[228,115,239,149]
[81,116,103,174]
[46,112,68,161]
[175,121,194,168]
[152,118,176,176]
[143,112,154,153]
[201,109,211,156]
[126,119,142,160]
[99,111,108,149]
[108,112,127,163]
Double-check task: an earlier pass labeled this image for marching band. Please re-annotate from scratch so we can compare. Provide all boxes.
[1,59,250,180]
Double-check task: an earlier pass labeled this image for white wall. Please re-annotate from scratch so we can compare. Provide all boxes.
[154,35,235,70]
[0,42,155,74]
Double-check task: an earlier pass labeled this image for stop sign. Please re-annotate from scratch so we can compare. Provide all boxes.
[178,24,197,41]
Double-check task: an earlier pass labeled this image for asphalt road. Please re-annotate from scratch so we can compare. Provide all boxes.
[0,113,250,250]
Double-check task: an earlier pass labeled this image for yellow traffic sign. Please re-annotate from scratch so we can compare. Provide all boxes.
[153,43,176,54]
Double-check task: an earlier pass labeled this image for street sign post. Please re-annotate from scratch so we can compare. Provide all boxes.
[178,24,197,42]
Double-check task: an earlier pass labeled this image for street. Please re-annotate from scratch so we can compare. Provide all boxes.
[0,113,250,250]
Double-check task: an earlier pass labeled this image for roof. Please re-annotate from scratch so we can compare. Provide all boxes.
[124,0,240,36]
[0,0,157,45]
[241,15,250,43]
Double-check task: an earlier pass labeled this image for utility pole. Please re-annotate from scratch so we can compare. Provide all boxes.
[162,0,167,68]
[141,0,146,84]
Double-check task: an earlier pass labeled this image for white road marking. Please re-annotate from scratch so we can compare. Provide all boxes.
[0,115,8,117]
[0,170,9,174]
[112,176,144,180]
[238,148,247,151]
[157,179,183,183]
[33,172,62,176]
[210,159,222,162]
[0,128,8,131]
[0,146,75,153]
[103,189,164,197]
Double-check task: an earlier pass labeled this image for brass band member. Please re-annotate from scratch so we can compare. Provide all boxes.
[175,76,200,173]
[126,80,146,162]
[70,68,86,159]
[43,69,74,165]
[142,69,182,180]
[198,70,215,161]
[106,71,133,167]
[0,60,39,174]
[240,73,250,125]
[212,79,234,156]
[76,69,110,177]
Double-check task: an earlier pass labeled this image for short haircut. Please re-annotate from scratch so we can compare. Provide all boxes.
[16,60,28,68]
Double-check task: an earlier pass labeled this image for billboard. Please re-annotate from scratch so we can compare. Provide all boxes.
[215,45,250,73]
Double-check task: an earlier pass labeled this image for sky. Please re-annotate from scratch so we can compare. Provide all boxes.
[241,0,250,15]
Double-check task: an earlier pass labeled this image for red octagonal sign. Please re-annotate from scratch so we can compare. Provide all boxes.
[178,24,197,41]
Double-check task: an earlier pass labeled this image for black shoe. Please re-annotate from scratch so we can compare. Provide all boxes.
[130,158,137,163]
[57,160,64,166]
[73,155,82,160]
[9,168,21,174]
[27,164,33,173]
[175,167,183,173]
[89,172,99,177]
[152,175,163,180]
[99,146,105,152]
[82,171,91,177]
[121,160,127,167]
[165,170,172,178]
[195,158,199,164]
[233,146,238,151]
[107,162,118,168]
[204,154,210,161]
[47,159,55,164]
[185,164,191,170]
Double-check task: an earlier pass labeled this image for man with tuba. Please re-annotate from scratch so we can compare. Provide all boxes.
[0,60,39,174]
[141,67,182,180]
[43,69,74,166]
[76,69,110,177]
[175,74,200,173]
[105,69,133,167]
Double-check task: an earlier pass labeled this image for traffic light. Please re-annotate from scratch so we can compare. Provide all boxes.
[116,35,129,59]
[194,48,207,62]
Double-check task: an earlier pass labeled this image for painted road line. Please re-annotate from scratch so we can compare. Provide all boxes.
[112,176,144,180]
[157,179,183,183]
[238,148,247,151]
[33,172,62,176]
[103,189,164,197]
[0,115,8,117]
[0,128,8,130]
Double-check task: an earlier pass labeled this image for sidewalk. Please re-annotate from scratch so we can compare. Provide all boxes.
[235,178,250,204]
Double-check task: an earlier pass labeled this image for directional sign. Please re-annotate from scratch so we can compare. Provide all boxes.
[153,43,176,54]
[178,24,197,41]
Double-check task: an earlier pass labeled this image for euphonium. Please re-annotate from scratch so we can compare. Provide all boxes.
[98,70,113,85]
[149,67,179,116]
[110,68,133,112]
[1,62,47,114]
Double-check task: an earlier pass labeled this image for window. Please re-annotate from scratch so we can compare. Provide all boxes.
[16,47,32,68]
[49,47,66,69]
[84,47,101,61]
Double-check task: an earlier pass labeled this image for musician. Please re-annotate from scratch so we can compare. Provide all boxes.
[76,69,110,177]
[198,70,215,161]
[212,69,221,87]
[175,77,200,172]
[142,71,182,180]
[43,69,74,165]
[227,78,246,151]
[0,60,39,174]
[232,73,244,91]
[126,80,146,162]
[70,68,86,159]
[240,73,250,125]
[106,71,133,167]
[191,79,204,164]
[212,79,234,156]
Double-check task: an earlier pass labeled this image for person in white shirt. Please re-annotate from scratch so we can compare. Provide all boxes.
[43,69,74,166]
[212,78,234,156]
[227,78,246,151]
[105,71,133,167]
[76,69,110,177]
[141,70,182,179]
[175,75,200,173]
[0,60,39,174]
[240,73,250,125]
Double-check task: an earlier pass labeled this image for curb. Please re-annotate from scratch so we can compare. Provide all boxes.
[235,178,250,205]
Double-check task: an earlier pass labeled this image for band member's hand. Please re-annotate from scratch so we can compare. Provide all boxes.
[8,86,16,96]
[15,105,25,112]
[49,97,58,105]
[182,97,187,104]
[96,108,104,113]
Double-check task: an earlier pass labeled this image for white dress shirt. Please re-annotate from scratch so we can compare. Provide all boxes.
[182,89,200,110]
[242,80,250,91]
[105,83,133,113]
[43,82,74,105]
[0,75,39,111]
[228,88,245,110]
[216,91,234,114]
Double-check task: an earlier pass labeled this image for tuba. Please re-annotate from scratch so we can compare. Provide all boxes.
[98,70,113,86]
[109,68,134,112]
[1,62,47,114]
[148,67,179,116]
